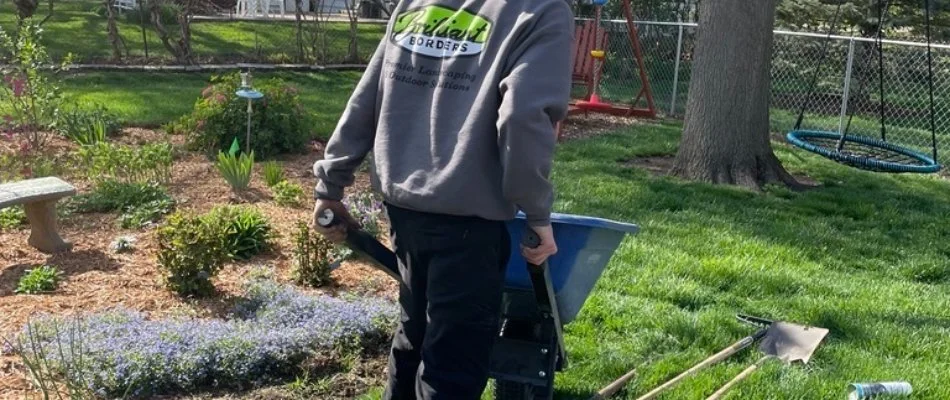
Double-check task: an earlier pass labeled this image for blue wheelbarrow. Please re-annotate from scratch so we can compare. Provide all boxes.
[318,210,640,399]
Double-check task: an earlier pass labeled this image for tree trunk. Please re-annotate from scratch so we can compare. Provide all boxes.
[105,0,127,61]
[671,0,801,190]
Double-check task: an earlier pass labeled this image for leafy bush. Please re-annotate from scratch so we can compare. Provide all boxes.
[166,72,309,158]
[261,160,284,187]
[16,265,62,294]
[119,198,176,229]
[216,149,254,191]
[56,103,121,145]
[156,212,229,297]
[273,180,304,207]
[291,222,334,287]
[205,205,273,260]
[0,22,71,152]
[0,206,27,230]
[77,142,173,184]
[13,280,397,398]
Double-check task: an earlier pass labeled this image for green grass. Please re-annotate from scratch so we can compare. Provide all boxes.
[538,121,950,399]
[60,70,362,135]
[0,0,385,63]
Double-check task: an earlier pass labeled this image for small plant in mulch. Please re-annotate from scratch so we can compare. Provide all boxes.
[77,142,173,185]
[16,265,62,295]
[109,235,137,254]
[205,205,274,261]
[272,180,304,207]
[156,211,229,298]
[12,280,397,398]
[0,206,27,230]
[261,160,284,188]
[216,138,254,192]
[291,222,334,288]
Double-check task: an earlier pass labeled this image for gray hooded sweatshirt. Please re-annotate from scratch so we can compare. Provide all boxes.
[313,0,574,227]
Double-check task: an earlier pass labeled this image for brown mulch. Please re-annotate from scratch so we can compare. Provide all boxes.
[0,129,398,398]
[559,113,642,141]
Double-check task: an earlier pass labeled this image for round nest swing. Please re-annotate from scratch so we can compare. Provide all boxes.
[786,0,942,174]
[786,130,941,174]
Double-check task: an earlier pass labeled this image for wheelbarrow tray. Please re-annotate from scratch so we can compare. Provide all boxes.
[503,212,640,324]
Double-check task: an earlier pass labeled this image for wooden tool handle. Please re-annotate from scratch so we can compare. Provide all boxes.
[634,334,759,400]
[589,369,638,400]
[705,356,770,400]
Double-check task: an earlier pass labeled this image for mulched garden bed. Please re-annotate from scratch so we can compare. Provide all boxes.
[0,128,397,398]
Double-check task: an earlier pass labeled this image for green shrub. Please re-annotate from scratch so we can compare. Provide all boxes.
[77,142,173,184]
[216,150,254,191]
[272,180,303,207]
[261,161,284,187]
[56,103,121,144]
[16,265,62,294]
[291,222,334,287]
[204,205,273,260]
[157,212,229,297]
[0,206,27,230]
[167,72,309,158]
[68,180,171,214]
[119,198,176,229]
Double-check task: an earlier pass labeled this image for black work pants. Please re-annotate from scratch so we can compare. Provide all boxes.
[382,204,511,400]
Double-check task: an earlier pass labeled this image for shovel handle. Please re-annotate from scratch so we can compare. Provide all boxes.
[705,356,770,400]
[634,329,765,400]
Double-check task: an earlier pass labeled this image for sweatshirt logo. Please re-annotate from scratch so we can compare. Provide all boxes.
[391,5,493,58]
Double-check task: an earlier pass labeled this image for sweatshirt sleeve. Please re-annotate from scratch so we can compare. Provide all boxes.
[496,5,574,227]
[313,40,387,201]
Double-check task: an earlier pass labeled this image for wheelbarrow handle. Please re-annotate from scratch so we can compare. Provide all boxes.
[522,228,569,368]
[317,208,402,283]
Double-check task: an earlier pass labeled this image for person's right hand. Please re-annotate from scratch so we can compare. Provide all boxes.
[522,224,557,265]
[312,199,361,243]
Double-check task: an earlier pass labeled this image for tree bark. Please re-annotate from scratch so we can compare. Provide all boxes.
[295,0,304,62]
[671,0,801,190]
[344,0,360,63]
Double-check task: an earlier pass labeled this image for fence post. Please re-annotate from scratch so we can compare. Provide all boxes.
[837,38,856,135]
[670,20,684,116]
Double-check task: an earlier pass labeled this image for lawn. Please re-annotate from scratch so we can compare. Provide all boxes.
[520,121,950,399]
[60,70,363,135]
[0,0,386,64]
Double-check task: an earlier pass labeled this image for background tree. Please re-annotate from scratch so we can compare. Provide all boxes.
[104,0,127,61]
[671,0,801,189]
[149,0,195,64]
[342,0,360,64]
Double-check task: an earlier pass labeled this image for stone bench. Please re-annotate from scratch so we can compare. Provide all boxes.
[0,177,77,253]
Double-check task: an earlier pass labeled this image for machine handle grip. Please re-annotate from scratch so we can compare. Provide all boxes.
[316,208,338,228]
[522,228,542,250]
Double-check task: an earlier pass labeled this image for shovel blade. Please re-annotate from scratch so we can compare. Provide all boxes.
[758,321,829,364]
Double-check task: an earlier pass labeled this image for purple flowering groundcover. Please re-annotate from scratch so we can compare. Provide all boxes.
[11,280,398,398]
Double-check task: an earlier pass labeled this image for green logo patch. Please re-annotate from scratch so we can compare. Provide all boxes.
[391,5,493,58]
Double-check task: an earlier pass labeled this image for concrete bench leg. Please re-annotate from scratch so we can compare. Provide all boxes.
[23,200,72,253]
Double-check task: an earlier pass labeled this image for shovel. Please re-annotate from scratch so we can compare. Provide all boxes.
[705,321,829,400]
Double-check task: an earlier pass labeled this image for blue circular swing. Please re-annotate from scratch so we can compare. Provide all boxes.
[786,0,941,174]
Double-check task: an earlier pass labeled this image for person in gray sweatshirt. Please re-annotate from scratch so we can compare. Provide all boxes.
[313,0,573,398]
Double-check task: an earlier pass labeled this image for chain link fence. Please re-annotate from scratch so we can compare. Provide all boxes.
[584,18,949,167]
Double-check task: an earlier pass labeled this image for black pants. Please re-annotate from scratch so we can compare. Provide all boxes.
[382,204,511,400]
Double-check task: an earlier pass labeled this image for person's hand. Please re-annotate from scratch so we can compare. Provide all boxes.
[522,225,557,265]
[312,199,361,243]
